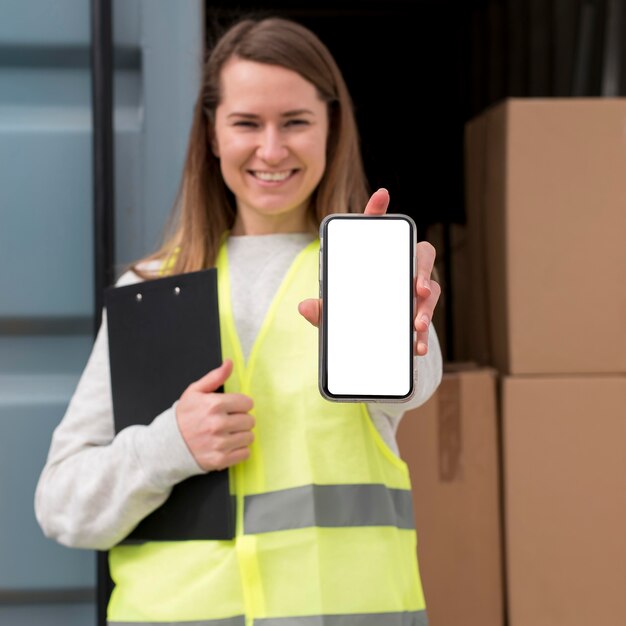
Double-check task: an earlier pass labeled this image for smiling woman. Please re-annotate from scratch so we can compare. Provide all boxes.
[136,15,372,276]
[212,59,329,235]
[34,15,442,626]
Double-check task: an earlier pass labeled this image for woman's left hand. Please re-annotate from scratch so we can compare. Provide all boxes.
[298,188,441,356]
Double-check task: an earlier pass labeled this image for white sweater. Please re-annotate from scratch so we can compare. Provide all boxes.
[34,234,442,550]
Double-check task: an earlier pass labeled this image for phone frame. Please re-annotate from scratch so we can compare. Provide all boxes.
[318,212,416,403]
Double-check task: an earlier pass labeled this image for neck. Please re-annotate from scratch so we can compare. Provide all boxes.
[231,210,316,236]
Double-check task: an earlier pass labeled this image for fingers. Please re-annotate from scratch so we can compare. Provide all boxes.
[201,409,256,471]
[298,298,321,327]
[363,188,390,215]
[189,359,233,393]
[178,358,257,471]
[194,420,256,472]
[176,397,256,472]
[204,411,255,439]
[414,276,441,355]
[412,241,440,355]
[217,393,254,414]
[415,241,437,298]
[215,446,252,470]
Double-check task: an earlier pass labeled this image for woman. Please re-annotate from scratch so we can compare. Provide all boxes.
[36,16,442,626]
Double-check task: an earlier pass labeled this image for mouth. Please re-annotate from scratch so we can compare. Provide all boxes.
[248,169,297,183]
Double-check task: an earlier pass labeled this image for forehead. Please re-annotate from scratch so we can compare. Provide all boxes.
[218,58,324,110]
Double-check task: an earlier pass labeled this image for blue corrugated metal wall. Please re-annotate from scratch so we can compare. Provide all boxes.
[0,1,201,623]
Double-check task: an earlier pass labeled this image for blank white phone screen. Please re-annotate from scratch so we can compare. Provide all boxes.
[325,217,412,397]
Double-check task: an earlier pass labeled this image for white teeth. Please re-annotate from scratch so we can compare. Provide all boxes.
[254,170,291,182]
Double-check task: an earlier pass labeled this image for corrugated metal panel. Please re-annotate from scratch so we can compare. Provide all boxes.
[0,1,202,623]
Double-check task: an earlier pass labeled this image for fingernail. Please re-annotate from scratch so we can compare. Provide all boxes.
[420,315,430,327]
[422,278,430,291]
[417,341,428,355]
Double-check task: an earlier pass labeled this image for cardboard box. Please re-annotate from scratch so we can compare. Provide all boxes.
[397,366,504,626]
[459,98,626,374]
[502,376,626,626]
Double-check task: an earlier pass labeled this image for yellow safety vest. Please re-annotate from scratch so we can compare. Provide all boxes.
[107,239,427,625]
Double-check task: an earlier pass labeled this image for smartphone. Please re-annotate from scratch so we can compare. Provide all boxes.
[319,213,416,402]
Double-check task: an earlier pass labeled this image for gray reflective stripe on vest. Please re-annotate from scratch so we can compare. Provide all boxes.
[254,611,428,626]
[109,617,245,626]
[108,613,427,626]
[244,484,415,534]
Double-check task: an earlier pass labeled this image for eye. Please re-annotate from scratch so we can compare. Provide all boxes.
[232,120,258,128]
[285,118,310,127]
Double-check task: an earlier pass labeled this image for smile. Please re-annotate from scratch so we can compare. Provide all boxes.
[250,170,295,182]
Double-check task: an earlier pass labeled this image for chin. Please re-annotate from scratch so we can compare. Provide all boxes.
[253,197,308,216]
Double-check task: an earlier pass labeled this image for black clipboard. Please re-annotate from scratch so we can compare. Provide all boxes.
[104,268,234,542]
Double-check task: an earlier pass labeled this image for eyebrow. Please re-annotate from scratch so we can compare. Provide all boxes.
[226,109,316,119]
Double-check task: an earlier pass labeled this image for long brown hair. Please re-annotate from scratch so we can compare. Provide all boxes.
[133,16,369,277]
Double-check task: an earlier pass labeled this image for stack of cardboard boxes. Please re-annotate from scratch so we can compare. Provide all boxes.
[398,98,626,626]
[397,365,505,626]
[462,98,626,626]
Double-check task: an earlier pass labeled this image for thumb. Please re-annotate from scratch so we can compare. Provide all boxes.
[189,359,233,394]
[298,299,321,328]
[363,187,390,215]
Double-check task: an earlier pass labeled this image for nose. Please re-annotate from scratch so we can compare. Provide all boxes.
[257,126,288,164]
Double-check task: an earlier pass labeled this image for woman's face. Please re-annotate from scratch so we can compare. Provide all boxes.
[212,58,329,235]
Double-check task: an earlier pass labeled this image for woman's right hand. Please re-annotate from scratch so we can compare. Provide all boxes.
[176,359,255,471]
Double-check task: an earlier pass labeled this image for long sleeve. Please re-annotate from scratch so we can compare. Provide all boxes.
[34,281,204,550]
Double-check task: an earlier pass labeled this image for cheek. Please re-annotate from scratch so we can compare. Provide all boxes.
[215,134,253,165]
[302,132,328,175]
